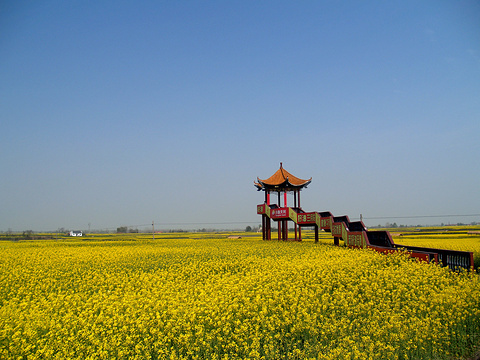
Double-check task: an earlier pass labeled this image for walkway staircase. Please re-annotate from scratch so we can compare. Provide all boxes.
[257,204,474,271]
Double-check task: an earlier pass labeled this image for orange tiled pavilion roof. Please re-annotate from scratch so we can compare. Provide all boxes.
[255,163,312,191]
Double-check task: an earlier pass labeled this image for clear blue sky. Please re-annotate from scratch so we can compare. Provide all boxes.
[1,1,479,231]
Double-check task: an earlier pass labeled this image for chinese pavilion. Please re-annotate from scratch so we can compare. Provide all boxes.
[255,163,311,241]
[254,164,475,271]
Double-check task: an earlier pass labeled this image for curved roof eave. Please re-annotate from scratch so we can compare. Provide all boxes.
[255,178,311,191]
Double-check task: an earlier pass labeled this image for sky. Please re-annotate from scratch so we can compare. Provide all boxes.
[1,1,480,232]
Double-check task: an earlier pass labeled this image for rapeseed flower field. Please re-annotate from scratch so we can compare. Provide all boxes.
[1,234,479,359]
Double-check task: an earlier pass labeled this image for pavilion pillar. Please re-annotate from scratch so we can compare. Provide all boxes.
[284,191,288,241]
[298,190,302,241]
[269,218,272,240]
[262,215,266,240]
[293,190,298,240]
[265,215,268,241]
[266,216,269,241]
[315,224,319,243]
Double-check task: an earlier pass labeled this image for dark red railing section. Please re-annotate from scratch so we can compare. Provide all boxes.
[393,245,474,271]
[349,218,472,270]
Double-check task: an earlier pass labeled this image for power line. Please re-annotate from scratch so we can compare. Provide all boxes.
[101,220,258,230]
[362,214,480,220]
[153,221,257,225]
[108,214,480,229]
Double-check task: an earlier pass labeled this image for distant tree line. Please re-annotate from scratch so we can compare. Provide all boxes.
[116,226,139,233]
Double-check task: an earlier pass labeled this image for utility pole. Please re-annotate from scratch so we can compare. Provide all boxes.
[152,221,155,240]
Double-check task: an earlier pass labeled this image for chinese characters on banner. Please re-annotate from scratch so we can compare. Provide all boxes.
[271,208,288,218]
